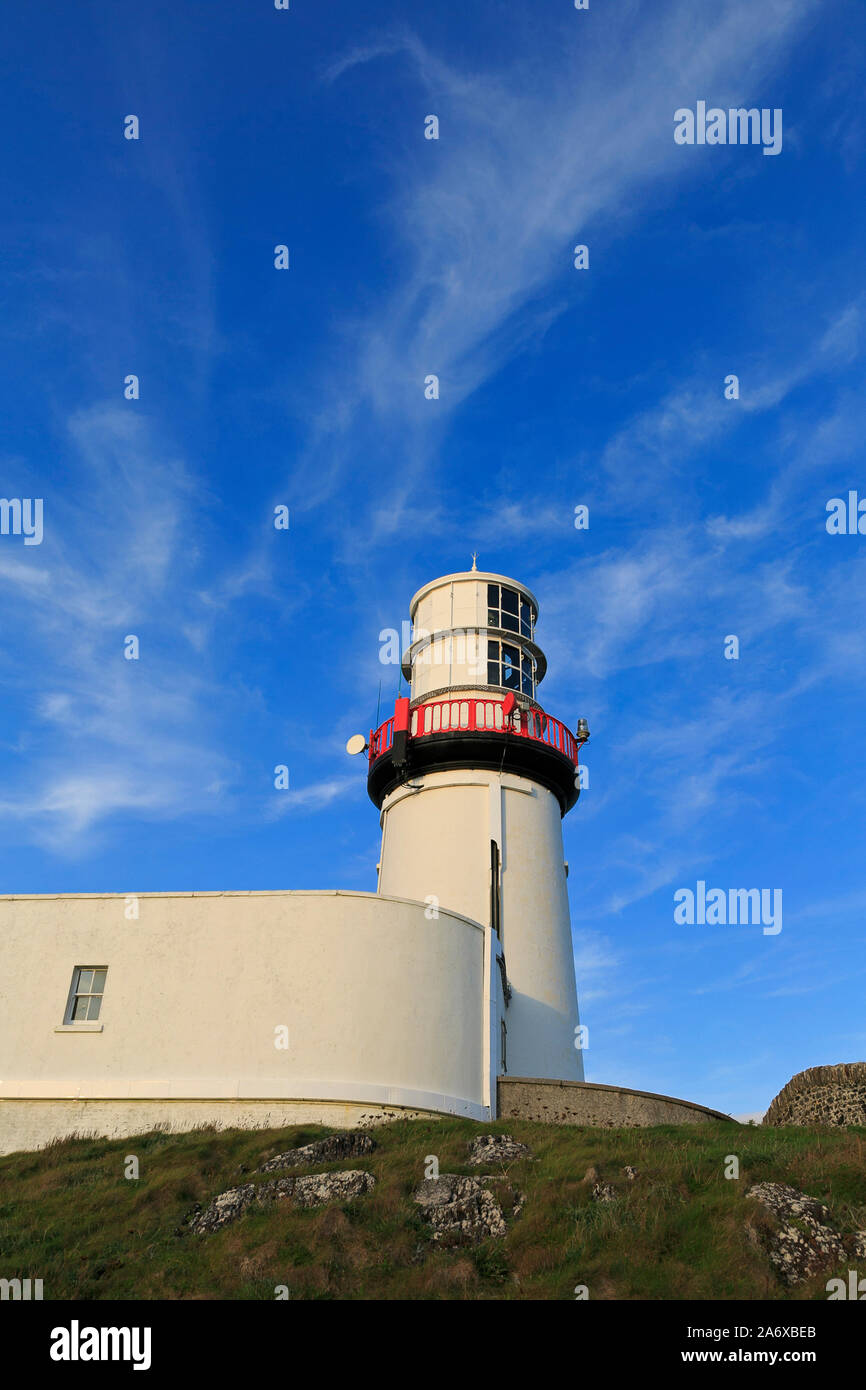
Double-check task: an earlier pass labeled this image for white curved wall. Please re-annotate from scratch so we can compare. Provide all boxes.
[409,633,489,700]
[499,778,584,1082]
[379,773,491,926]
[0,891,498,1153]
[377,770,583,1083]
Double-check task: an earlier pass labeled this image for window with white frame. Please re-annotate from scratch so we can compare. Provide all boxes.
[64,967,107,1023]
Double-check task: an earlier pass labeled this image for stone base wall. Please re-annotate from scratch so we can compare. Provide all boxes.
[0,1098,439,1157]
[1,1079,738,1155]
[764,1063,866,1127]
[498,1076,733,1127]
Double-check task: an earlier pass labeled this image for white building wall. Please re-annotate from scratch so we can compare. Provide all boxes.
[0,890,501,1155]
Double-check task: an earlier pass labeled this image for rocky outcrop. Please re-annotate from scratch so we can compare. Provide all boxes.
[745,1183,846,1286]
[187,1169,376,1235]
[259,1132,376,1173]
[413,1175,524,1243]
[591,1181,618,1203]
[764,1063,866,1127]
[466,1134,532,1166]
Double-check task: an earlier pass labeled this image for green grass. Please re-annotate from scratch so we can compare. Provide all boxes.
[1,1118,864,1300]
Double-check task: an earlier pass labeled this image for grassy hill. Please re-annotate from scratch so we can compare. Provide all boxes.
[1,1117,865,1300]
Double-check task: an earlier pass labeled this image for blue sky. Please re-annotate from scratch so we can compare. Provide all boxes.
[1,0,864,1119]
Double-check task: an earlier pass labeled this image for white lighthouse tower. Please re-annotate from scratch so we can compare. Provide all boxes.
[367,565,588,1084]
[0,560,731,1156]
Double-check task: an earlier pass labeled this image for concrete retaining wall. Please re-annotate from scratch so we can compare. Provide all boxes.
[498,1076,733,1127]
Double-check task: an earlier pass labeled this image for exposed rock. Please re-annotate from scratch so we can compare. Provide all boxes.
[623,1166,638,1181]
[849,1231,866,1259]
[466,1134,532,1167]
[581,1165,599,1185]
[591,1181,618,1203]
[187,1170,376,1234]
[413,1174,522,1244]
[747,1182,833,1224]
[745,1182,846,1286]
[259,1131,376,1173]
[764,1062,866,1127]
[288,1170,375,1209]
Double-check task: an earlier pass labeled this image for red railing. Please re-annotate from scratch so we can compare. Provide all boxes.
[369,698,579,767]
[369,716,394,762]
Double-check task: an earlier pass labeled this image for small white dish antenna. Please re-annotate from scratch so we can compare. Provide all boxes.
[345,733,368,756]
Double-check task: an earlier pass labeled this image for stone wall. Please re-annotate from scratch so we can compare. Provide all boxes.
[764,1063,866,1127]
[498,1076,733,1127]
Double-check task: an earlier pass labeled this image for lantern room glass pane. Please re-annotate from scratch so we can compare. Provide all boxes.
[501,643,520,688]
[487,584,498,606]
[501,587,519,615]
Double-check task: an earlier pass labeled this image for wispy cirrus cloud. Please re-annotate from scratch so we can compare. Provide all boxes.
[0,405,237,851]
[268,776,363,815]
[294,0,821,519]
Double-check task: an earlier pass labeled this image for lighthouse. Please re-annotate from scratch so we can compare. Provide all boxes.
[367,565,588,1083]
[0,560,736,1157]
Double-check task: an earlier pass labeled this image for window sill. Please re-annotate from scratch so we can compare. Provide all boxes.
[54,1024,104,1033]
